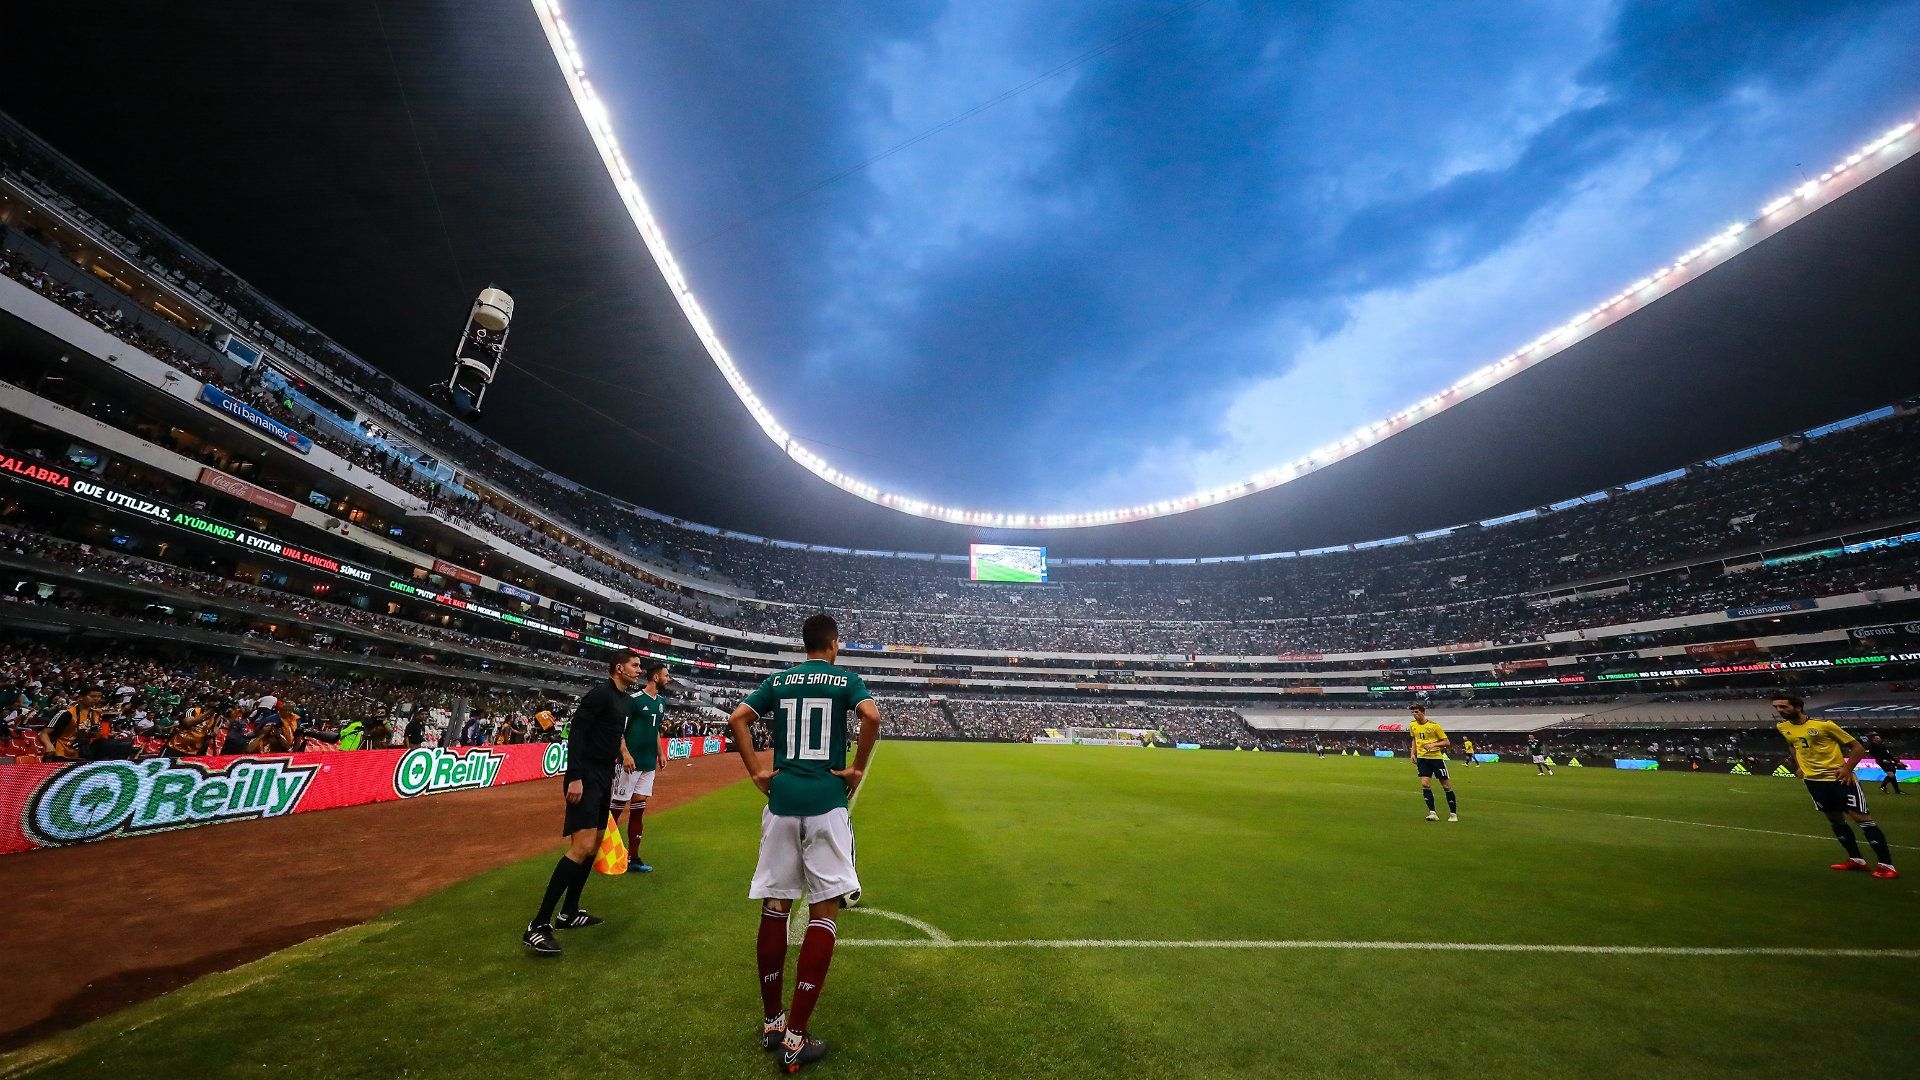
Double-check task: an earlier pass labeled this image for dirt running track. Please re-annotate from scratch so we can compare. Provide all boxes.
[0,754,740,1051]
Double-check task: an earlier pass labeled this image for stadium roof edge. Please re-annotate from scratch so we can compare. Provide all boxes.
[637,399,1916,569]
[530,0,1920,528]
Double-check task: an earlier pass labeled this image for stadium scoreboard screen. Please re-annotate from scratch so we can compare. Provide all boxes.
[969,544,1047,583]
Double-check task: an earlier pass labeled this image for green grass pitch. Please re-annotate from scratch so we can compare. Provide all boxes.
[971,559,1043,582]
[9,744,1918,1079]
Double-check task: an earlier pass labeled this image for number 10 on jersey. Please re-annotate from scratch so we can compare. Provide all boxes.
[780,698,833,760]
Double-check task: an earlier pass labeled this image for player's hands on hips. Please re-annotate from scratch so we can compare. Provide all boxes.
[751,764,774,795]
[831,765,863,797]
[565,779,583,804]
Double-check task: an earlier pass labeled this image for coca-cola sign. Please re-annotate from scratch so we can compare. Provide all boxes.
[196,467,297,516]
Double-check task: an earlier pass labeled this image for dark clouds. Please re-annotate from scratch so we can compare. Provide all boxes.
[573,0,1920,509]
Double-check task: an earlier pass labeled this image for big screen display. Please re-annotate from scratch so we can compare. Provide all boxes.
[969,544,1047,583]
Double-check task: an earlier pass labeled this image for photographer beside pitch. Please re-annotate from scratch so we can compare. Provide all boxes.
[727,614,880,1074]
[522,652,645,955]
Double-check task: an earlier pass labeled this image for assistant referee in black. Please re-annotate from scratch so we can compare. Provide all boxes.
[523,651,643,956]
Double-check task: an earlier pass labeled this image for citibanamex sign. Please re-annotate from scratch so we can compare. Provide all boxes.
[24,758,318,847]
[393,747,505,798]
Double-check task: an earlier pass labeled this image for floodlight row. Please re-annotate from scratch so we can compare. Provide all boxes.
[531,0,1915,530]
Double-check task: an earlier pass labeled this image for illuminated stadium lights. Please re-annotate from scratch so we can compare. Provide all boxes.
[528,4,1919,529]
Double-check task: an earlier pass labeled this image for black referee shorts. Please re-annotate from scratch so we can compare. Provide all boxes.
[562,773,614,836]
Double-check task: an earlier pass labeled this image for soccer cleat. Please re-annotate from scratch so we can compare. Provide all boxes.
[522,922,561,956]
[629,861,653,873]
[1447,813,1458,822]
[1872,865,1900,879]
[1425,811,1439,821]
[779,1033,827,1074]
[1831,859,1870,872]
[553,909,606,929]
[760,1013,788,1052]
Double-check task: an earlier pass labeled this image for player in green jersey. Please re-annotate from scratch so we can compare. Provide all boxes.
[1527,735,1553,776]
[614,659,669,872]
[727,614,880,1074]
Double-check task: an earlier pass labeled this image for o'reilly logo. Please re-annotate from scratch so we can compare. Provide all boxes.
[543,742,568,776]
[394,748,503,798]
[26,759,316,846]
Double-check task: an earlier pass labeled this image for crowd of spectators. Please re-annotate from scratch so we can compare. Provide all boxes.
[618,401,1920,654]
[703,539,1920,656]
[0,245,473,508]
[873,699,957,739]
[0,637,563,763]
[692,409,1920,621]
[0,521,599,680]
[0,236,719,626]
[940,698,1252,744]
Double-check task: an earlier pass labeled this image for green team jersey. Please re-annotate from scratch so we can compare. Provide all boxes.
[1527,739,1543,756]
[626,690,664,770]
[743,658,872,818]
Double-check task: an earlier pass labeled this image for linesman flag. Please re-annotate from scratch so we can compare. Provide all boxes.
[593,813,628,875]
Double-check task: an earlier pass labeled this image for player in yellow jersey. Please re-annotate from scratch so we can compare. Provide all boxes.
[1773,693,1897,879]
[1461,737,1480,767]
[1408,704,1457,821]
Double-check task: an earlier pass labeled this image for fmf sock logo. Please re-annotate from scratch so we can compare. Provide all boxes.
[394,748,504,798]
[25,759,317,846]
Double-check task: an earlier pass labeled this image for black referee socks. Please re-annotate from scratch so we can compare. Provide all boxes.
[561,854,593,916]
[536,854,586,926]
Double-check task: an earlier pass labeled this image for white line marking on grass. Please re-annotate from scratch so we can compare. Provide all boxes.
[848,752,872,811]
[851,907,953,943]
[837,938,1920,958]
[1501,801,1918,851]
[835,906,1919,956]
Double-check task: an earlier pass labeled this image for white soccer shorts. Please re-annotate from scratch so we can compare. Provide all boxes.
[748,806,860,902]
[1531,755,1546,764]
[612,765,656,803]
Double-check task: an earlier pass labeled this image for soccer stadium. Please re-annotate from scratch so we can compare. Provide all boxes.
[1,3,1919,1077]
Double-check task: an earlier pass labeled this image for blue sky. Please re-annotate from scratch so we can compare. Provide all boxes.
[566,0,1920,511]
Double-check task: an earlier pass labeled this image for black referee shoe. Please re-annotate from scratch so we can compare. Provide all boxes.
[522,923,561,956]
[554,909,605,930]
